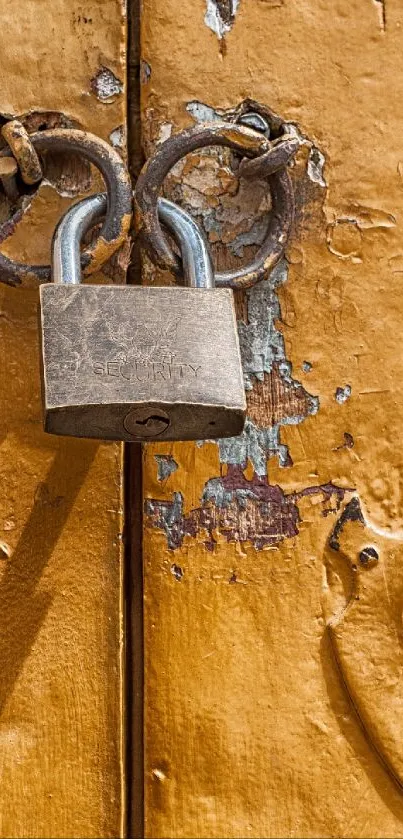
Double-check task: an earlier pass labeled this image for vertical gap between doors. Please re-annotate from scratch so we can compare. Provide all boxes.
[126,0,145,835]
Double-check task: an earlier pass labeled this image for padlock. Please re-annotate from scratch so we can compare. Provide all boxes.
[39,194,246,441]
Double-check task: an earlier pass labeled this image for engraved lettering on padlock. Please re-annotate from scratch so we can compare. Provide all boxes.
[92,358,201,382]
[39,193,246,441]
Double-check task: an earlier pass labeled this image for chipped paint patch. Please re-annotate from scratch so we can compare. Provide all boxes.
[157,122,173,145]
[335,385,351,404]
[204,0,240,39]
[146,469,351,551]
[327,219,362,261]
[155,455,179,482]
[0,541,10,560]
[147,493,184,550]
[170,563,183,580]
[307,146,326,188]
[140,61,151,84]
[217,419,290,473]
[328,496,364,550]
[90,67,123,102]
[238,261,318,402]
[373,0,386,31]
[109,125,126,150]
[186,101,223,123]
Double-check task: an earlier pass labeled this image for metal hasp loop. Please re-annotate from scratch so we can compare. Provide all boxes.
[0,128,133,287]
[134,120,298,290]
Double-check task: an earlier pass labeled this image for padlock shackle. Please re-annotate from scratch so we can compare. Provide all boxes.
[158,198,214,289]
[52,193,214,288]
[52,194,107,285]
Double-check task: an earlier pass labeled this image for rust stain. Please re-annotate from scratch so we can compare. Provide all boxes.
[2,120,43,185]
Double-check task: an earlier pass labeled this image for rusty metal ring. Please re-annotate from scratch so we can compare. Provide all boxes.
[0,128,132,287]
[2,120,43,185]
[134,121,296,290]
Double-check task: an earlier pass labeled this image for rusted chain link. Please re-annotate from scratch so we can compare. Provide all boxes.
[2,120,43,185]
[0,127,132,287]
[134,120,299,290]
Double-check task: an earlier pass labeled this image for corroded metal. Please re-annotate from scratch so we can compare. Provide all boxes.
[0,157,19,202]
[2,120,43,185]
[40,193,245,441]
[239,134,299,180]
[134,120,297,290]
[0,128,132,287]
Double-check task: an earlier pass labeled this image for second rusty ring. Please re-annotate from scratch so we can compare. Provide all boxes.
[134,121,297,290]
[0,128,132,287]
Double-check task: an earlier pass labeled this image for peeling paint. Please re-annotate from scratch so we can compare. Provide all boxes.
[213,259,319,473]
[186,101,223,123]
[335,385,352,404]
[183,104,326,261]
[109,125,125,150]
[157,122,173,145]
[0,540,10,559]
[147,101,332,551]
[307,146,326,188]
[140,60,152,84]
[90,67,123,102]
[204,0,240,39]
[328,497,364,551]
[155,455,179,482]
[238,261,315,399]
[146,469,351,551]
[334,432,354,451]
[229,216,269,257]
[218,419,290,473]
[373,0,386,31]
[148,244,325,548]
[170,563,183,580]
[327,219,362,261]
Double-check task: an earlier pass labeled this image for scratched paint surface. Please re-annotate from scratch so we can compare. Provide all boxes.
[0,1,127,836]
[140,0,403,836]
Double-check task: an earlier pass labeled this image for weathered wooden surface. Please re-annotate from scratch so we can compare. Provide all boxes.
[140,1,403,836]
[0,1,127,836]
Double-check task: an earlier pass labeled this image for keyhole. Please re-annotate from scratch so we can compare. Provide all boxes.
[123,407,170,438]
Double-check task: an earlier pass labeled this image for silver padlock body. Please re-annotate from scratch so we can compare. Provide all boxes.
[39,285,246,441]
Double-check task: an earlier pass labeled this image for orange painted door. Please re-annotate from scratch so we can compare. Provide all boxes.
[2,1,403,837]
[0,1,129,836]
[138,1,403,837]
